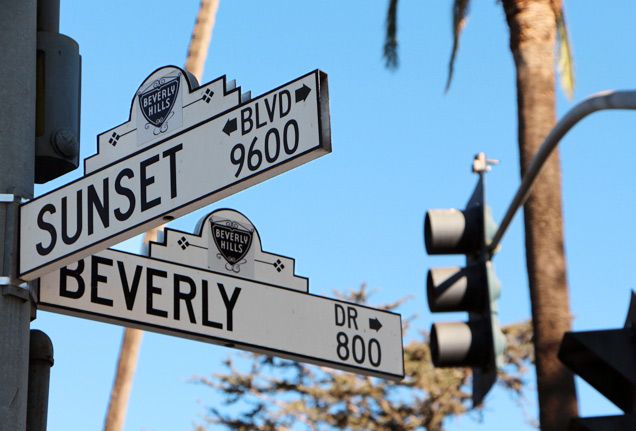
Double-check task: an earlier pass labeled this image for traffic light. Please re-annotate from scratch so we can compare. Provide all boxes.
[424,158,505,406]
[558,291,636,430]
[35,0,81,183]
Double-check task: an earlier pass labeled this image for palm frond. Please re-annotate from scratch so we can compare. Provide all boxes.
[383,0,399,69]
[445,0,470,92]
[556,8,575,100]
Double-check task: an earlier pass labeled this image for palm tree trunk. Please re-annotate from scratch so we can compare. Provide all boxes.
[103,326,143,431]
[185,0,220,81]
[103,226,163,431]
[103,2,219,430]
[502,1,578,430]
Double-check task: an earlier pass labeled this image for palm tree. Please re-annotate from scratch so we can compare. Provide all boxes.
[103,1,220,430]
[384,1,577,430]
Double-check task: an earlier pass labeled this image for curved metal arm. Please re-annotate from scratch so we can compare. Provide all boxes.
[488,90,636,254]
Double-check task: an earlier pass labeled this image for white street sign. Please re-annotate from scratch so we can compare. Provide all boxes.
[38,210,404,380]
[20,67,331,280]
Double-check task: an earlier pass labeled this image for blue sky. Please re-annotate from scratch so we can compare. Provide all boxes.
[28,1,636,430]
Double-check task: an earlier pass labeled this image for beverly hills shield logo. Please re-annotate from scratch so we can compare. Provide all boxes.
[211,219,253,265]
[138,76,180,128]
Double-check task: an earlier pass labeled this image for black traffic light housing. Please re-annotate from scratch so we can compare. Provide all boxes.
[35,0,81,183]
[424,155,505,406]
[559,291,636,430]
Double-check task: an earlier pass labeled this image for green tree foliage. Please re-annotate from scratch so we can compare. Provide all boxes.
[194,285,534,431]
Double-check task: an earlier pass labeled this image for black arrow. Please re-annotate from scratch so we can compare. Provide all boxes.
[223,118,237,136]
[295,84,311,103]
[369,317,382,332]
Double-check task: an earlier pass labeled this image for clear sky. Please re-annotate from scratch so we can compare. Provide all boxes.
[28,1,636,430]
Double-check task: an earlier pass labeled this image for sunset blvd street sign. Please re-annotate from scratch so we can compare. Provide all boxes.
[20,67,330,280]
[38,210,404,380]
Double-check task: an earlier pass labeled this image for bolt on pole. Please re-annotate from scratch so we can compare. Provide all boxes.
[0,0,37,430]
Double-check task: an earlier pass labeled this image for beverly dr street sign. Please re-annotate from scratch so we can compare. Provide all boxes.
[38,210,404,380]
[20,66,330,280]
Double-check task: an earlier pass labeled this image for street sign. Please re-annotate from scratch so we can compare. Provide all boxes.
[20,66,331,280]
[38,210,404,380]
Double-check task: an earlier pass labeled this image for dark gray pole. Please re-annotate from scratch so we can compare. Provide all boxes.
[26,330,54,431]
[0,0,37,430]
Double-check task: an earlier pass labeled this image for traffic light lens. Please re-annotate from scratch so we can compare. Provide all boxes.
[424,209,464,254]
[430,321,490,368]
[427,264,488,312]
[424,208,483,255]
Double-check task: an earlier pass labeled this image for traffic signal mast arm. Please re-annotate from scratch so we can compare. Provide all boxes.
[489,90,636,254]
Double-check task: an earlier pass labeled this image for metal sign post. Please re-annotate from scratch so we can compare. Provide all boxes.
[0,1,36,429]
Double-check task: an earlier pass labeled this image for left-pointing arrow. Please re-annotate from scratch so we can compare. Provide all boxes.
[223,118,237,136]
[369,317,383,332]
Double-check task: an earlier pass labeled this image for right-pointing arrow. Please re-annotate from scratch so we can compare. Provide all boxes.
[295,84,311,103]
[369,317,383,332]
[223,118,237,136]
